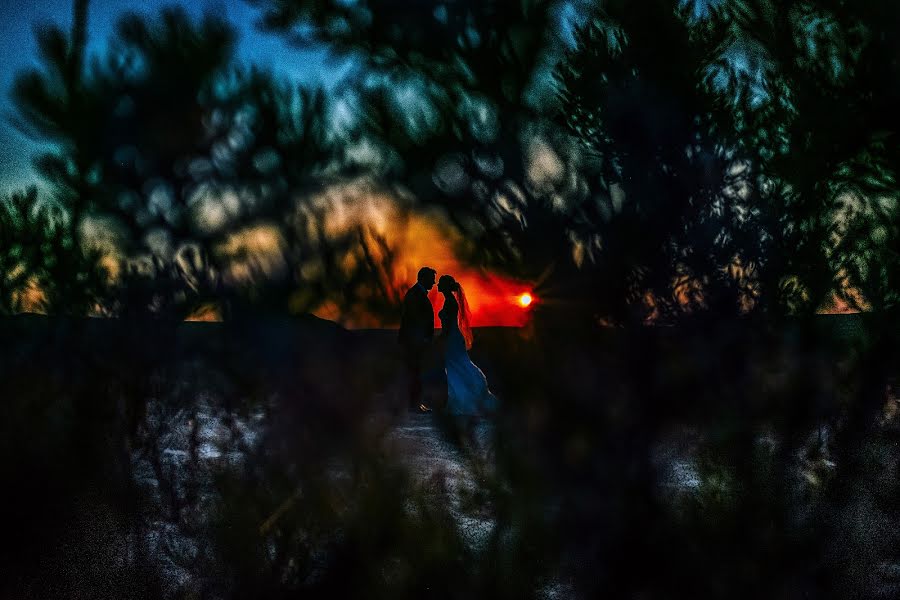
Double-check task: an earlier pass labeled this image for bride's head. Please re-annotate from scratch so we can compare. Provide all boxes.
[438,275,473,348]
[437,275,460,294]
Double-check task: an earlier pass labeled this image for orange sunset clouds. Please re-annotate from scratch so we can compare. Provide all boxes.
[315,184,535,328]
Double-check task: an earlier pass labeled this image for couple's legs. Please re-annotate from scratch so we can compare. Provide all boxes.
[402,346,427,410]
[406,360,423,407]
[402,341,445,411]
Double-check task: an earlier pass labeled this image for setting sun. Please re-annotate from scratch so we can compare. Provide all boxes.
[518,293,534,308]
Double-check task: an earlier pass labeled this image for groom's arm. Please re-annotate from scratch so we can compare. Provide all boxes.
[398,289,415,343]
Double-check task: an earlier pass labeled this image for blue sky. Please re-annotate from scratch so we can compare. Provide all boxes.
[0,0,350,194]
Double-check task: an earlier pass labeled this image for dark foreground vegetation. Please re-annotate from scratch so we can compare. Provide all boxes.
[2,313,899,598]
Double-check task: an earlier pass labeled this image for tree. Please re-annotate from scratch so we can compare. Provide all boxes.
[253,0,606,322]
[718,0,900,314]
[13,2,403,321]
[0,187,104,315]
[555,0,754,323]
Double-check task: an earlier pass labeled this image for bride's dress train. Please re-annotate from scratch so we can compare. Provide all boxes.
[440,304,498,416]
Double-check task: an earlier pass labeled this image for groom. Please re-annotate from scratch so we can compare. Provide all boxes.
[398,266,436,412]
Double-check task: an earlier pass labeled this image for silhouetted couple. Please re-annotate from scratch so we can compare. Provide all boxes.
[398,267,498,416]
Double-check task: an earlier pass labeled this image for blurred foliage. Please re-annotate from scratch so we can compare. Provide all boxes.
[556,0,754,322]
[255,0,601,323]
[713,0,900,315]
[0,186,107,315]
[12,5,403,321]
[252,0,900,326]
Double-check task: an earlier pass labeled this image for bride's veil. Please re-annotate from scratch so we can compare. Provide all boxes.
[454,284,474,350]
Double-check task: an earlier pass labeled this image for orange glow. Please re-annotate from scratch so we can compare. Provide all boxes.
[307,184,535,327]
[11,277,46,314]
[397,211,534,328]
[518,293,533,307]
[818,291,867,315]
[817,269,869,315]
[185,303,223,322]
[426,271,534,328]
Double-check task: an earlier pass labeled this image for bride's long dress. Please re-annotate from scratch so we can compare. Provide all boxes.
[439,298,498,416]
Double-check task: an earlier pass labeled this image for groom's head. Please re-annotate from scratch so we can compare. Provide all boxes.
[417,267,437,290]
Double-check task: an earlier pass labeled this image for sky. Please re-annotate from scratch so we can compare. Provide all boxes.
[0,0,352,194]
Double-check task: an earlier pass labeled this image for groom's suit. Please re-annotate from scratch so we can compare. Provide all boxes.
[398,283,435,407]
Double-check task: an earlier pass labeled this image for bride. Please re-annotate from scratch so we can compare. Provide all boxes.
[437,275,498,416]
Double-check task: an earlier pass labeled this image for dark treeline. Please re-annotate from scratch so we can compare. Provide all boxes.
[2,0,900,598]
